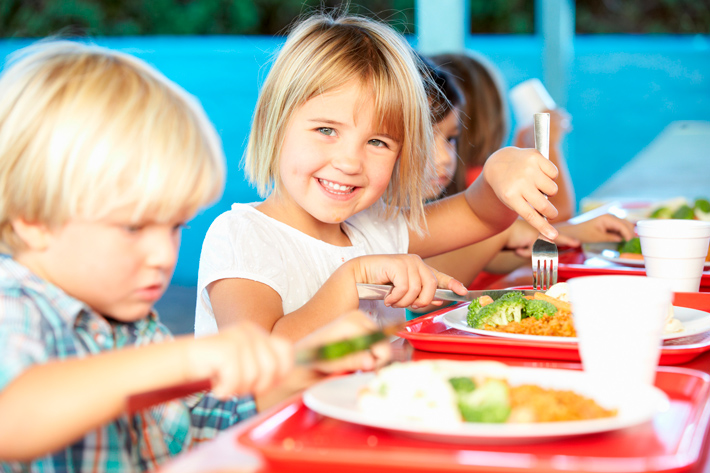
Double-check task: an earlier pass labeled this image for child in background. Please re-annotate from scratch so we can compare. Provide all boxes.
[431,52,575,221]
[196,13,561,341]
[0,40,388,470]
[420,55,635,288]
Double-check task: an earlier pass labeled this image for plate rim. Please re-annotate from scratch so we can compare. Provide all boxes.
[441,305,710,343]
[302,364,670,442]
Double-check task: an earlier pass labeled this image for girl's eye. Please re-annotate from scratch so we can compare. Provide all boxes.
[368,139,388,148]
[123,224,143,233]
[447,136,458,146]
[317,127,336,136]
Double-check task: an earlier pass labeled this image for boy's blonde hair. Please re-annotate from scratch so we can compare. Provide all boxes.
[0,40,226,254]
[244,13,435,231]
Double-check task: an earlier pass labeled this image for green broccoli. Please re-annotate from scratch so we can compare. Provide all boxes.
[694,198,710,214]
[449,376,476,394]
[524,299,558,319]
[468,292,526,328]
[618,237,642,254]
[672,204,695,220]
[456,378,511,423]
[649,206,673,219]
[466,297,484,321]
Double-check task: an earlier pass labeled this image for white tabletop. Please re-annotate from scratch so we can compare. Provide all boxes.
[581,120,710,210]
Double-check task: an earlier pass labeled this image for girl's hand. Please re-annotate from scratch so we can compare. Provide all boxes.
[187,321,294,399]
[483,146,559,240]
[350,254,467,309]
[296,310,391,373]
[556,214,636,243]
[515,108,572,149]
[506,219,580,258]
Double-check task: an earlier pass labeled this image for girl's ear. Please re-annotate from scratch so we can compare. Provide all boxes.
[10,219,52,251]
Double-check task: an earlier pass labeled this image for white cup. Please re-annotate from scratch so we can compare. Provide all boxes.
[568,276,672,389]
[509,78,556,129]
[636,219,710,292]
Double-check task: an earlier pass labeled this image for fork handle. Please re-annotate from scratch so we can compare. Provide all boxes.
[534,113,550,160]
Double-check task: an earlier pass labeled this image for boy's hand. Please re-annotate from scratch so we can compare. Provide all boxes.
[350,254,467,309]
[296,310,391,373]
[483,146,559,240]
[187,321,294,399]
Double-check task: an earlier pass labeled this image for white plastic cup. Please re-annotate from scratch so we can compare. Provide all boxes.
[509,78,556,129]
[568,276,672,389]
[636,219,710,292]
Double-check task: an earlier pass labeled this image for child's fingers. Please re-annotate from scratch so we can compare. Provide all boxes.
[554,233,580,248]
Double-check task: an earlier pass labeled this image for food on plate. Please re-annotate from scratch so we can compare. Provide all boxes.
[357,361,617,425]
[466,282,683,336]
[618,236,710,262]
[648,196,710,221]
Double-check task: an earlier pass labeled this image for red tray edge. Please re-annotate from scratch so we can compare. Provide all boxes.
[238,367,710,473]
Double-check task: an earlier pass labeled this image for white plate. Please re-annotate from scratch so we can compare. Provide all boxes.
[443,304,710,343]
[303,363,669,444]
[582,242,710,269]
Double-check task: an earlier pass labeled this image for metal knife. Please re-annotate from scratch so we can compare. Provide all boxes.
[125,322,403,415]
[357,283,540,303]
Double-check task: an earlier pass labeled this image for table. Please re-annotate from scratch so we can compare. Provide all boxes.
[162,334,710,473]
[580,120,710,212]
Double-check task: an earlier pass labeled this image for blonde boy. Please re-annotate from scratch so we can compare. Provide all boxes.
[0,40,386,471]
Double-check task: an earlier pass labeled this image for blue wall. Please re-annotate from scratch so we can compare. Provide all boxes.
[1,34,708,286]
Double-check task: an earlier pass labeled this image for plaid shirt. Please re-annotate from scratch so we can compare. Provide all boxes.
[0,255,257,472]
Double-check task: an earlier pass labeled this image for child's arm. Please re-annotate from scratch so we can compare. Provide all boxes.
[411,146,559,259]
[0,322,292,460]
[515,108,575,221]
[209,253,467,341]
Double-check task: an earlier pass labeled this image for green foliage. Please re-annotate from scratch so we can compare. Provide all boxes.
[0,0,415,37]
[1,0,707,38]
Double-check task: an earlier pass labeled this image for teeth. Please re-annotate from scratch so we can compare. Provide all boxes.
[320,179,354,193]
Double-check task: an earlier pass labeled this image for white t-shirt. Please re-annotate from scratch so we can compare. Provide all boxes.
[195,202,409,336]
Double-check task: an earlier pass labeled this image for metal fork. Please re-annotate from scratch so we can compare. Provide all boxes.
[531,112,558,290]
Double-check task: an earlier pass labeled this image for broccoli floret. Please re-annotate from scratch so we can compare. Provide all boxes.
[497,291,527,304]
[469,296,526,328]
[525,299,558,319]
[467,297,484,321]
[449,377,476,394]
[694,198,710,214]
[456,379,511,423]
[649,206,673,219]
[672,204,695,220]
[618,237,642,254]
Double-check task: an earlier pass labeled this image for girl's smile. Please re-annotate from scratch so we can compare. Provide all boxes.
[260,79,401,243]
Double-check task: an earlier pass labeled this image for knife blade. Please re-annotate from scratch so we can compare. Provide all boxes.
[125,322,403,415]
[356,283,541,303]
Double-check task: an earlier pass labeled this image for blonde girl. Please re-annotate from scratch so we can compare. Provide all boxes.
[196,13,560,340]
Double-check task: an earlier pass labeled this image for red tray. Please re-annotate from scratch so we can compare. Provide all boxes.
[398,292,710,365]
[558,249,710,289]
[238,367,710,473]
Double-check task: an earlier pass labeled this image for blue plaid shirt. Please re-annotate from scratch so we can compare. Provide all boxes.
[0,255,257,472]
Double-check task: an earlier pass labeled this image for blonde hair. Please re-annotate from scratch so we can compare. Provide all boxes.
[0,40,226,254]
[431,52,510,194]
[244,13,435,231]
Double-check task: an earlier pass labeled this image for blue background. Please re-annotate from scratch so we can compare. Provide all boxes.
[1,34,708,286]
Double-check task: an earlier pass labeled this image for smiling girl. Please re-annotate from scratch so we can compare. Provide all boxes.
[195,13,561,340]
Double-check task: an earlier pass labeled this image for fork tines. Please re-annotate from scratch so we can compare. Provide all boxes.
[531,239,558,291]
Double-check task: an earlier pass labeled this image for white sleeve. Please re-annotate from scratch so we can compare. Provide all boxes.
[195,211,288,336]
